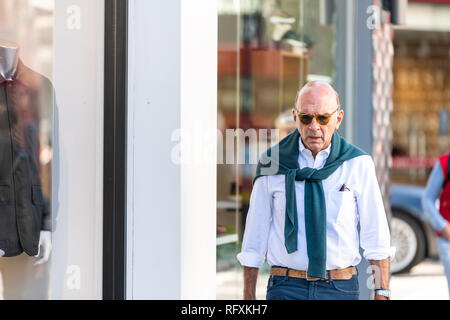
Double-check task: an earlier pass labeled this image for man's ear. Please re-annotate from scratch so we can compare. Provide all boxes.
[292,109,297,122]
[336,109,344,130]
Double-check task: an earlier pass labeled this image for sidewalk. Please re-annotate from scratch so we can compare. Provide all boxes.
[217,259,449,300]
[390,259,448,300]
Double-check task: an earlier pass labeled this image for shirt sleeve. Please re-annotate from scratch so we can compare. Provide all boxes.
[236,176,273,268]
[422,162,449,232]
[357,156,395,261]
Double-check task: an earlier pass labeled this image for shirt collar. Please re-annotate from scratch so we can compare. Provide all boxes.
[298,136,332,157]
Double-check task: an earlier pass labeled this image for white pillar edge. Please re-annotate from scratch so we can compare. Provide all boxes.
[126,0,217,299]
[180,0,218,300]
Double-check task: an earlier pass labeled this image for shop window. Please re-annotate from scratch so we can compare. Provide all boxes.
[392,31,450,186]
[217,0,338,299]
[0,0,104,299]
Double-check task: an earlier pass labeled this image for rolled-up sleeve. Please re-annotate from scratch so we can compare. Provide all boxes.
[357,157,395,261]
[236,176,273,268]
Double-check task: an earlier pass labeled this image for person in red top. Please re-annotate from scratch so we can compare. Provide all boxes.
[422,154,450,298]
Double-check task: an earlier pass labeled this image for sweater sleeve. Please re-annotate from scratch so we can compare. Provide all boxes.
[422,162,449,232]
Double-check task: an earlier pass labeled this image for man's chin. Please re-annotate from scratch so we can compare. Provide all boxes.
[305,143,323,154]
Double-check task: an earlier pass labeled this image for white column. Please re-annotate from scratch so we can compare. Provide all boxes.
[127,0,217,299]
[52,0,105,299]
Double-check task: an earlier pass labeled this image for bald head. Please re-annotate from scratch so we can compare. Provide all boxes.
[295,81,340,110]
[292,81,344,158]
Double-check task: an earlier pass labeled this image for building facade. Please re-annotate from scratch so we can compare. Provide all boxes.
[0,0,421,300]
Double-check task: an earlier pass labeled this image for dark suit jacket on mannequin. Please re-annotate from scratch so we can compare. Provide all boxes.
[0,61,53,257]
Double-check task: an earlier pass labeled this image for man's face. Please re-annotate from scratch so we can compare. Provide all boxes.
[292,87,343,158]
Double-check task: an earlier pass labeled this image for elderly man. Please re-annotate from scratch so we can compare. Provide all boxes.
[237,81,394,300]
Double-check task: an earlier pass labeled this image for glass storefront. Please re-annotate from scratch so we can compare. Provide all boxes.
[392,30,450,186]
[0,0,54,299]
[217,0,339,299]
[0,0,408,300]
[0,0,104,299]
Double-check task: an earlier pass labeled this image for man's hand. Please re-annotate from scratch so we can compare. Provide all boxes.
[440,223,450,242]
[243,267,259,300]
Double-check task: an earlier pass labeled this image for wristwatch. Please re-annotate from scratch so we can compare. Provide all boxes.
[374,288,391,299]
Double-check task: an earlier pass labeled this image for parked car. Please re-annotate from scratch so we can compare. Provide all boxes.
[390,184,439,274]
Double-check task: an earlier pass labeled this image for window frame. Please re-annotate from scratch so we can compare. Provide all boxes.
[103,0,128,300]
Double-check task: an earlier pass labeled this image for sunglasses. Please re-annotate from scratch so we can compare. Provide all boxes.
[295,107,340,125]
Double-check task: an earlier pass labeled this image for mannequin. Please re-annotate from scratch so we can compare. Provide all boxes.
[0,40,51,265]
[0,40,18,82]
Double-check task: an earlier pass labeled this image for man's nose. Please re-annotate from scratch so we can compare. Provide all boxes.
[308,117,321,130]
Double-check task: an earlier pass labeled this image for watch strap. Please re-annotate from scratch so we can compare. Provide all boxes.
[374,288,390,298]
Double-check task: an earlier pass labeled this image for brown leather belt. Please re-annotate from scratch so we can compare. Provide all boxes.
[270,266,357,281]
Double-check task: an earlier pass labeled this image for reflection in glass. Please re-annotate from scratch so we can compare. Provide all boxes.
[0,0,54,299]
[392,31,450,186]
[217,0,337,299]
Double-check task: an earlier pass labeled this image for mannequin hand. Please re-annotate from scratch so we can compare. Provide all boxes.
[34,231,52,266]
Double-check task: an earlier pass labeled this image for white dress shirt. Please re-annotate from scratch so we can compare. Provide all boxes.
[237,138,395,270]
